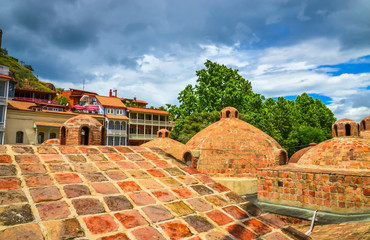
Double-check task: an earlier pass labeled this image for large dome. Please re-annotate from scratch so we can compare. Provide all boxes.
[297,137,370,170]
[185,107,287,177]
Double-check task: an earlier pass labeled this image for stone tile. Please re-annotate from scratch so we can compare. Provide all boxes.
[40,154,65,163]
[135,161,155,169]
[138,179,163,190]
[92,182,119,194]
[206,210,233,226]
[208,183,230,193]
[164,167,186,176]
[131,226,166,240]
[0,223,43,240]
[30,186,62,203]
[79,146,100,154]
[55,173,82,184]
[37,146,57,154]
[124,153,144,161]
[59,146,80,154]
[243,219,271,236]
[104,195,132,211]
[114,209,147,228]
[117,181,141,192]
[152,189,177,202]
[263,232,291,240]
[48,164,72,173]
[37,201,71,220]
[130,146,149,153]
[43,218,85,239]
[224,192,247,204]
[259,214,285,228]
[73,163,98,172]
[12,146,34,154]
[83,214,118,234]
[147,169,168,177]
[152,160,171,168]
[19,164,46,174]
[181,167,201,175]
[72,198,105,215]
[142,205,174,222]
[0,165,16,176]
[127,170,151,179]
[226,224,256,240]
[114,146,134,153]
[205,231,233,240]
[0,146,6,153]
[141,152,160,160]
[15,155,40,164]
[187,198,213,212]
[177,175,199,185]
[97,233,130,240]
[128,192,156,206]
[160,221,193,239]
[66,155,86,163]
[116,161,139,169]
[83,172,108,182]
[165,201,194,216]
[0,177,21,190]
[106,170,128,180]
[105,153,126,161]
[0,155,11,163]
[191,185,214,195]
[97,146,117,153]
[63,184,91,198]
[195,174,215,184]
[205,195,229,207]
[183,215,214,233]
[87,153,107,161]
[222,206,249,220]
[0,204,34,225]
[171,187,196,198]
[24,174,53,187]
[96,162,119,171]
[0,189,27,205]
[159,177,182,187]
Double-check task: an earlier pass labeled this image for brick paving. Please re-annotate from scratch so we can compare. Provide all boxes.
[0,145,306,239]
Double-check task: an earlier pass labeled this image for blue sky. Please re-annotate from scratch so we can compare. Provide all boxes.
[0,0,369,121]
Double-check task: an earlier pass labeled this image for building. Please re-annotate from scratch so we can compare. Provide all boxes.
[0,65,13,144]
[59,88,97,106]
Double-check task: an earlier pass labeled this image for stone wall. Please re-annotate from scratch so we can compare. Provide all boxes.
[257,165,370,213]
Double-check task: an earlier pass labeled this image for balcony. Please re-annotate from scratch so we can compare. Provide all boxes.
[12,97,58,104]
[129,134,155,140]
[128,119,173,127]
[107,129,128,136]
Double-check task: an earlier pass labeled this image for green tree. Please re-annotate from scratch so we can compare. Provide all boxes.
[57,96,70,106]
[24,64,34,72]
[0,48,8,55]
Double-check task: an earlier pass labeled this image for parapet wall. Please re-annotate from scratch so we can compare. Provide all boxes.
[257,165,370,214]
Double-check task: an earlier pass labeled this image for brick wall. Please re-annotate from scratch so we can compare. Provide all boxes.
[257,166,370,213]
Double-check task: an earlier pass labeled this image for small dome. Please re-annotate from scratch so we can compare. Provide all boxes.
[64,115,102,126]
[289,143,317,164]
[360,116,370,138]
[186,107,286,177]
[157,129,171,138]
[332,118,359,137]
[42,138,60,145]
[297,137,370,170]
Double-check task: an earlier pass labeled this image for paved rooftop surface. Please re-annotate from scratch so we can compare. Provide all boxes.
[0,145,307,240]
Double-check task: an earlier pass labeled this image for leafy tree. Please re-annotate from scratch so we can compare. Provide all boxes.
[0,48,8,55]
[24,64,34,72]
[57,96,70,106]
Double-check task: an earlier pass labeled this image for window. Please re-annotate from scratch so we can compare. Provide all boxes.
[81,127,89,145]
[115,121,120,130]
[121,137,126,146]
[50,133,57,139]
[117,109,123,115]
[121,122,126,131]
[146,128,151,134]
[114,137,120,146]
[108,121,114,130]
[38,132,44,144]
[16,131,24,143]
[130,128,135,134]
[108,136,114,145]
[107,108,114,114]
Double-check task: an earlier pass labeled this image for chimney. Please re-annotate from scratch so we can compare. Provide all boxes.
[0,29,2,49]
[109,89,112,97]
[114,89,117,97]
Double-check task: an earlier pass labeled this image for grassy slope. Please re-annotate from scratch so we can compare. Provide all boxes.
[0,52,54,92]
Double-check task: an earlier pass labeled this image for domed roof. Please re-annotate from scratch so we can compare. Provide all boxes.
[186,107,286,177]
[289,143,317,164]
[63,114,102,127]
[297,137,370,170]
[335,118,356,123]
[42,138,60,145]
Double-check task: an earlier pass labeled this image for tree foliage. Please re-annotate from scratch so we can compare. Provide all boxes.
[57,96,70,106]
[168,60,336,156]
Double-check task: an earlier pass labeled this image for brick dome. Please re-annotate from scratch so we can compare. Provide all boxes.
[141,130,187,161]
[185,107,287,177]
[289,143,317,164]
[360,116,370,139]
[42,138,60,145]
[332,118,359,137]
[297,137,370,170]
[60,115,104,146]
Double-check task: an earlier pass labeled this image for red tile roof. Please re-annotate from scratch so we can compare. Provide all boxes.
[127,107,169,115]
[105,114,129,120]
[96,95,126,108]
[0,74,12,80]
[34,121,64,127]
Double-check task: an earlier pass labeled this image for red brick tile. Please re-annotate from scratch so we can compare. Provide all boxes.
[104,196,132,211]
[0,155,11,163]
[0,189,27,205]
[208,183,230,193]
[223,206,249,220]
[83,172,108,182]
[164,167,186,176]
[15,155,40,163]
[187,198,213,212]
[0,165,16,176]
[12,146,34,154]
[152,189,177,202]
[37,201,71,220]
[142,205,174,222]
[105,153,126,161]
[226,224,256,240]
[59,146,80,154]
[205,232,233,240]
[72,198,105,215]
[124,153,144,161]
[79,146,100,154]
[171,187,196,198]
[106,170,128,180]
[0,177,21,190]
[195,174,215,184]
[243,219,271,236]
[159,177,182,187]
[0,223,44,240]
[139,179,163,190]
[40,154,65,163]
[19,164,46,174]
[141,152,160,160]
[263,232,290,240]
[30,186,62,203]
[131,226,166,240]
[37,146,57,154]
[92,182,119,194]
[152,160,171,168]
[97,146,117,153]
[114,209,147,228]
[165,201,194,216]
[206,210,233,226]
[147,169,168,177]
[55,173,82,184]
[87,154,107,161]
[205,195,229,207]
[48,164,72,173]
[114,146,134,153]
[181,167,200,175]
[191,185,214,195]
[128,192,156,206]
[25,175,53,187]
[177,175,198,185]
[130,146,149,153]
[117,181,141,192]
[116,161,138,169]
[83,214,118,234]
[127,170,151,179]
[66,155,87,163]
[97,233,130,240]
[95,162,119,171]
[135,161,155,169]
[73,163,98,172]
[160,221,193,239]
[63,184,91,198]
[43,218,85,239]
[183,215,214,233]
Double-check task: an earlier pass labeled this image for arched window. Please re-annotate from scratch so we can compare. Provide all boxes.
[115,121,120,130]
[165,132,169,137]
[345,124,351,136]
[81,127,89,145]
[279,151,287,165]
[235,111,239,118]
[226,111,230,118]
[50,133,57,139]
[183,152,193,167]
[16,131,24,143]
[38,132,44,144]
[334,125,338,137]
[108,121,114,129]
[361,120,366,131]
[60,127,66,145]
[158,132,163,138]
[121,122,126,131]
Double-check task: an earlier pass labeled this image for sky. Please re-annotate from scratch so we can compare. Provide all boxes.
[0,0,369,121]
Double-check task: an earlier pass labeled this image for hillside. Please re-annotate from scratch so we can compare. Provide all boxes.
[0,52,55,92]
